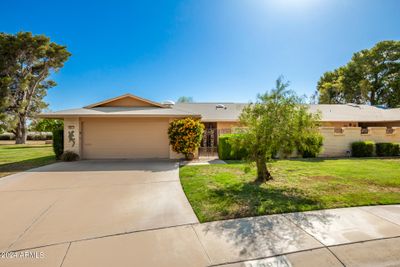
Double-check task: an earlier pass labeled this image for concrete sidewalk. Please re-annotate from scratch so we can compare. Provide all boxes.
[180,157,227,166]
[1,205,400,267]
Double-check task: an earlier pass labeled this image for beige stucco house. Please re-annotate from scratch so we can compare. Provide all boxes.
[41,93,400,159]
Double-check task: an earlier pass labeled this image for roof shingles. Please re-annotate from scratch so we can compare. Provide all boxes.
[41,102,400,122]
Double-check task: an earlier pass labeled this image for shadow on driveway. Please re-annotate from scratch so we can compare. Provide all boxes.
[25,159,179,173]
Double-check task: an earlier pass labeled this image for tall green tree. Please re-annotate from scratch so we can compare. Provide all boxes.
[0,32,71,144]
[317,40,400,107]
[238,78,322,183]
[176,96,193,103]
[30,118,63,132]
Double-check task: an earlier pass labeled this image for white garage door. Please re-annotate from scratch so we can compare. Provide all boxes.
[82,117,170,159]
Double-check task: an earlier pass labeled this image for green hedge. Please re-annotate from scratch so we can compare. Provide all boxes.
[351,141,375,157]
[27,132,52,140]
[376,143,400,157]
[298,135,324,158]
[218,134,247,160]
[0,133,14,140]
[0,132,52,140]
[52,129,64,160]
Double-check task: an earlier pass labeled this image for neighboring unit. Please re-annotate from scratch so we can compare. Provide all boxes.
[40,94,400,159]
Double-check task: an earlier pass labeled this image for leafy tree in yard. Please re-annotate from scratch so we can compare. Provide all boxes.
[317,40,400,107]
[238,77,322,183]
[0,32,71,144]
[176,96,194,103]
[30,118,63,132]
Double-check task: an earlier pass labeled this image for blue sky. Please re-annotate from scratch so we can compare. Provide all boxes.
[2,0,399,110]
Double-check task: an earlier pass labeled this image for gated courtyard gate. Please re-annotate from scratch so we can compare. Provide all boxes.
[198,123,233,157]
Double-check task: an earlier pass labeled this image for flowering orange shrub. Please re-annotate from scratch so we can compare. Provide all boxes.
[168,118,204,159]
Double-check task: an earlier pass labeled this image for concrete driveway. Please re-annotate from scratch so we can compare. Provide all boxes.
[0,160,198,252]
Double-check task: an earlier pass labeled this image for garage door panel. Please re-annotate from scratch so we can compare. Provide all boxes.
[82,118,170,159]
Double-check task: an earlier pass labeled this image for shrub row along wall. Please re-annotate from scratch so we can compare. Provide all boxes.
[351,141,400,157]
[376,142,400,156]
[0,132,52,140]
[319,127,400,157]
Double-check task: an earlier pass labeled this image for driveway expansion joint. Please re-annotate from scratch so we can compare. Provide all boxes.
[206,236,400,267]
[7,192,66,251]
[59,242,71,267]
[191,224,213,265]
[357,205,400,227]
[325,246,347,267]
[205,247,325,267]
[6,222,199,253]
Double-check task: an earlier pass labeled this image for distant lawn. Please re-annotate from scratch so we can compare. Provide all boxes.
[0,144,56,178]
[180,158,400,222]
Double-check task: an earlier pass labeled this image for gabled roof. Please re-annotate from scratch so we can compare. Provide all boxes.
[84,93,165,108]
[40,93,201,118]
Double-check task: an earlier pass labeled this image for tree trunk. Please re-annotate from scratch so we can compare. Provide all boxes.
[15,115,27,144]
[255,156,273,183]
[370,90,376,105]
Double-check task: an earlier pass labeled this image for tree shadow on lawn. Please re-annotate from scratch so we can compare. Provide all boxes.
[0,156,56,175]
[283,157,400,162]
[224,157,398,165]
[1,145,51,150]
[223,159,329,165]
[209,182,325,219]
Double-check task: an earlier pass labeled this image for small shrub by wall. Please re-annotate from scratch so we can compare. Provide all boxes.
[218,134,247,160]
[376,143,400,156]
[298,135,324,158]
[52,129,64,160]
[351,141,375,157]
[61,150,79,161]
[218,135,232,160]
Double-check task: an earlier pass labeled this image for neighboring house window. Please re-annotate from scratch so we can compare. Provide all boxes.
[334,128,344,134]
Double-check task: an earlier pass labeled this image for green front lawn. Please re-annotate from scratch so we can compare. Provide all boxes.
[180,158,400,222]
[0,144,56,178]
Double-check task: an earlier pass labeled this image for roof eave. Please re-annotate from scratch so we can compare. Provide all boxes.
[201,119,239,122]
[38,113,201,119]
[320,119,400,122]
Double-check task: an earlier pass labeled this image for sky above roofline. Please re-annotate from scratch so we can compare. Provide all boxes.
[2,0,400,110]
